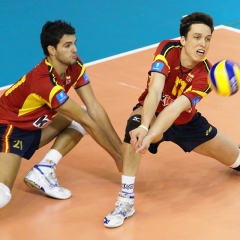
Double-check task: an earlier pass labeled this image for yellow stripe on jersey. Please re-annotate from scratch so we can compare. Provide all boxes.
[203,58,210,69]
[184,86,208,98]
[18,94,48,116]
[77,64,85,81]
[18,85,64,116]
[48,85,65,105]
[5,75,26,96]
[153,44,182,71]
[154,55,170,70]
[72,60,86,88]
[192,90,208,98]
[45,58,54,72]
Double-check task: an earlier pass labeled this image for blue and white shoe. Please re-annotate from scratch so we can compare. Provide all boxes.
[104,192,135,228]
[23,164,71,200]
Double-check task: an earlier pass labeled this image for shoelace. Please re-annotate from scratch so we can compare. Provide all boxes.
[111,201,129,217]
[34,164,64,190]
[40,165,60,189]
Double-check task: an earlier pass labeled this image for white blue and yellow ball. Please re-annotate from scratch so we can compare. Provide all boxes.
[208,60,240,96]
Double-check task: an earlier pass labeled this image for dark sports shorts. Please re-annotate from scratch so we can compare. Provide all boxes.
[0,124,41,160]
[126,104,218,153]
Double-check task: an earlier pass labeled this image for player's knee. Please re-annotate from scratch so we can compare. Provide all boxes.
[229,148,240,172]
[123,115,141,143]
[81,105,87,112]
[0,183,11,208]
[68,106,88,136]
[68,121,88,136]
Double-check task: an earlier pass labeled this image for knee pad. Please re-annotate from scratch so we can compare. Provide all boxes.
[0,183,11,208]
[230,149,240,171]
[68,106,88,136]
[124,115,141,143]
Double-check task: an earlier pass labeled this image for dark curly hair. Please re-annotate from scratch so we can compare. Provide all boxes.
[180,12,214,38]
[40,20,75,56]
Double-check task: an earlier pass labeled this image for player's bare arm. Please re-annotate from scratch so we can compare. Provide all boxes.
[130,72,165,149]
[56,97,121,163]
[75,85,123,171]
[135,95,191,153]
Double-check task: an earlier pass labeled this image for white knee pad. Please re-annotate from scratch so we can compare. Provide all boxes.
[68,106,88,136]
[0,183,11,208]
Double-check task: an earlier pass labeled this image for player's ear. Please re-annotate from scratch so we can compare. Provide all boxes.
[180,36,185,46]
[47,45,56,56]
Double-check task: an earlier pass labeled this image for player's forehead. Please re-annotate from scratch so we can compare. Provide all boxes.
[188,23,212,36]
[59,34,76,44]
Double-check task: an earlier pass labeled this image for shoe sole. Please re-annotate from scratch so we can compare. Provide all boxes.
[23,178,71,200]
[24,178,49,197]
[104,208,135,228]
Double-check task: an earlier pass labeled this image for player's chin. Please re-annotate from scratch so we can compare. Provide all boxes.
[69,59,77,65]
[195,53,205,61]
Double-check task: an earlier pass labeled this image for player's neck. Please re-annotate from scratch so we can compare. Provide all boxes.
[46,56,67,79]
[180,51,199,69]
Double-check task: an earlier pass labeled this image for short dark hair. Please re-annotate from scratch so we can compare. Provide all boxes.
[40,20,75,56]
[180,12,214,38]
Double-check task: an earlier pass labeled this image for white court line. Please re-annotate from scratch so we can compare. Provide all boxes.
[117,82,143,90]
[0,25,239,92]
[215,24,240,33]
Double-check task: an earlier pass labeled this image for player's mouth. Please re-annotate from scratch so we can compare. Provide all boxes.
[197,50,205,55]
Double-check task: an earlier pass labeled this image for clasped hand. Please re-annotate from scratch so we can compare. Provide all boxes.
[129,127,152,154]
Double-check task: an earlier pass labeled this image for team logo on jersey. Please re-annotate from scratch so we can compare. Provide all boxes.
[151,62,164,72]
[65,76,71,84]
[161,93,174,106]
[192,96,200,106]
[33,115,51,128]
[186,73,194,82]
[83,72,90,83]
[56,90,68,104]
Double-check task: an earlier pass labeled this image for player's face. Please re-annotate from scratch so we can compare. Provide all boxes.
[54,34,78,66]
[180,23,212,68]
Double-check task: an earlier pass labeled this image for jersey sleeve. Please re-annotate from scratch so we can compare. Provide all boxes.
[149,40,181,77]
[183,67,212,106]
[31,74,69,109]
[71,58,90,89]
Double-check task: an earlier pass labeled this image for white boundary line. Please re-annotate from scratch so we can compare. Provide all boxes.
[0,84,13,91]
[1,25,239,91]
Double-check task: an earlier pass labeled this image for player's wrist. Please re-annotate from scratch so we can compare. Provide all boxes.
[139,125,149,131]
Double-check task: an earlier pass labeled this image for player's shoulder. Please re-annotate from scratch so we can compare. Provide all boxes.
[26,58,52,82]
[199,58,212,72]
[156,39,182,56]
[192,59,212,77]
[158,39,181,47]
[29,58,48,72]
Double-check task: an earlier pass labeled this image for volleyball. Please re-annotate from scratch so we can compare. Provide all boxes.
[208,60,240,96]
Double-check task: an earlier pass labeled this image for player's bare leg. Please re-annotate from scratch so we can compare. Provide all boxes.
[193,130,239,167]
[104,141,141,228]
[24,114,84,200]
[0,153,21,208]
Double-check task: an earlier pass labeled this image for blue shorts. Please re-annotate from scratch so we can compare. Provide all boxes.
[127,104,217,153]
[0,124,41,160]
[148,112,217,153]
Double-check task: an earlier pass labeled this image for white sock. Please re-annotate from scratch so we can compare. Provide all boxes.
[121,175,135,194]
[39,149,62,165]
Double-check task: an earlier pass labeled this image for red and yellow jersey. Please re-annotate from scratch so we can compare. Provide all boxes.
[138,40,212,125]
[0,57,90,130]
